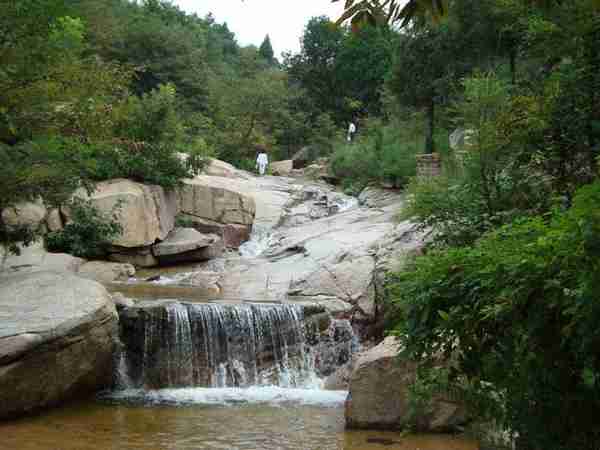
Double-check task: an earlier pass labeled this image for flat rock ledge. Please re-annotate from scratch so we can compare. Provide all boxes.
[0,271,119,420]
[152,227,223,265]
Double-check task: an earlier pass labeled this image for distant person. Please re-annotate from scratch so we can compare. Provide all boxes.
[255,147,269,176]
[347,120,357,142]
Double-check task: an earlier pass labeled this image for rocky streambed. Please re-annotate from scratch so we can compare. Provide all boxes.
[0,160,471,447]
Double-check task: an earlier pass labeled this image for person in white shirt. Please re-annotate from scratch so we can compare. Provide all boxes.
[256,149,269,176]
[347,120,357,142]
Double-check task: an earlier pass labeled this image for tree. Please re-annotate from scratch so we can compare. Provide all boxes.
[388,24,468,153]
[284,17,345,121]
[258,34,276,65]
[207,67,292,163]
[334,25,395,116]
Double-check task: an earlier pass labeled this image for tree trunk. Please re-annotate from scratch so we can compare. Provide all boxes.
[424,99,435,154]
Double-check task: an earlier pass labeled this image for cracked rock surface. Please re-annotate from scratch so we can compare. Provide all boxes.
[0,271,118,419]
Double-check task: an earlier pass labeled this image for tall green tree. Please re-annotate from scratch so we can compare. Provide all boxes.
[284,17,345,121]
[258,34,276,65]
[388,24,468,154]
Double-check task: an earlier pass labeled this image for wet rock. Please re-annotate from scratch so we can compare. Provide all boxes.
[0,271,118,419]
[311,319,357,377]
[111,292,135,310]
[118,302,308,388]
[77,261,135,283]
[345,337,468,432]
[278,185,353,228]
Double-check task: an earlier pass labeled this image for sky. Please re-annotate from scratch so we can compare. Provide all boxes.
[173,0,345,58]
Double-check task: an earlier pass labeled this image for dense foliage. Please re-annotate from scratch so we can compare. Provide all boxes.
[46,198,123,259]
[389,181,600,449]
[330,117,422,193]
[383,1,600,448]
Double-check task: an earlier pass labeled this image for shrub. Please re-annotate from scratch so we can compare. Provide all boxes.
[46,198,123,259]
[388,180,600,450]
[401,73,553,247]
[330,119,419,189]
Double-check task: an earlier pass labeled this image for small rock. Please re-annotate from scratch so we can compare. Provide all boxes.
[270,160,293,176]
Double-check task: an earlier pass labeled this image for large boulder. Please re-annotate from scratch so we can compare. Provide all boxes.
[1,199,47,231]
[177,175,256,248]
[202,159,252,180]
[66,179,177,248]
[0,241,85,275]
[178,176,255,226]
[345,337,467,432]
[0,271,118,419]
[152,228,223,265]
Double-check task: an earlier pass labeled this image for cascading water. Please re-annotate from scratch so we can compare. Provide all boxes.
[238,224,275,258]
[110,184,361,407]
[118,302,320,390]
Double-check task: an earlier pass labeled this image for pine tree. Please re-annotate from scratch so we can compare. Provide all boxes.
[258,34,275,65]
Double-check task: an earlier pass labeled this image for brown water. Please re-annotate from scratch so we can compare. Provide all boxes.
[0,396,478,450]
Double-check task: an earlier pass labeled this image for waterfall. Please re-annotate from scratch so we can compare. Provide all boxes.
[119,302,319,390]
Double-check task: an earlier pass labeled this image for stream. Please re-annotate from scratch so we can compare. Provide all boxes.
[0,175,478,450]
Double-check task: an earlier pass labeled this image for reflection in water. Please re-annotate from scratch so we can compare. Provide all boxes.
[0,399,478,450]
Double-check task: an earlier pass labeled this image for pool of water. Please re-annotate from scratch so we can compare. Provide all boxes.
[0,388,478,450]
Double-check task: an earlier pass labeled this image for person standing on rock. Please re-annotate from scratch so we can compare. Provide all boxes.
[256,146,269,176]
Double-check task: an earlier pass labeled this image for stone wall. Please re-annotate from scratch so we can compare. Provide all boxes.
[416,153,442,178]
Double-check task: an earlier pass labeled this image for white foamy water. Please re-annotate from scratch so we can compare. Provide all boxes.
[332,195,359,212]
[239,224,275,258]
[150,272,194,285]
[107,386,347,408]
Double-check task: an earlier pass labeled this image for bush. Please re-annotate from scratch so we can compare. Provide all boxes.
[330,119,419,189]
[388,180,600,450]
[401,73,553,247]
[46,198,123,259]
